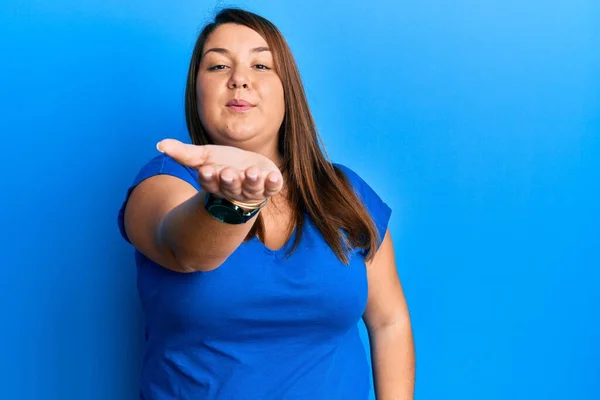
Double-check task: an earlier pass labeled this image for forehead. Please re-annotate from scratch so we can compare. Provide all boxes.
[203,23,269,53]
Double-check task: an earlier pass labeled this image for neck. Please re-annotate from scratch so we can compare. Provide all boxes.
[227,136,284,169]
[253,134,284,168]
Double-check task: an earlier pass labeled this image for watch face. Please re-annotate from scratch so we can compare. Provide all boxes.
[208,204,244,224]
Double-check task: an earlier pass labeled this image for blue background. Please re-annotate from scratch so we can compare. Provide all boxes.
[1,1,598,399]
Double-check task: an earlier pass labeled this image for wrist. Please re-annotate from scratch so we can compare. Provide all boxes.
[226,197,269,211]
[203,193,267,224]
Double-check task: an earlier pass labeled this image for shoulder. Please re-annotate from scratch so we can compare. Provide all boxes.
[332,163,389,212]
[332,162,393,245]
[117,153,199,243]
[332,163,363,187]
[130,153,199,189]
[332,162,358,181]
[332,162,379,202]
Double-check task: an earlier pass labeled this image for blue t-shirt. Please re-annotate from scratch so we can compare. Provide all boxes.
[117,154,392,400]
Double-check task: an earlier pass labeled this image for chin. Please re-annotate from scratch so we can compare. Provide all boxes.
[221,127,259,144]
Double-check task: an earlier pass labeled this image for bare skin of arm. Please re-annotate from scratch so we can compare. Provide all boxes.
[363,229,416,399]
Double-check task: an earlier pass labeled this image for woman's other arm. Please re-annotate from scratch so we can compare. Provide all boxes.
[363,229,416,399]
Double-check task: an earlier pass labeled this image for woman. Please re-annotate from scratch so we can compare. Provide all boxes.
[118,7,415,400]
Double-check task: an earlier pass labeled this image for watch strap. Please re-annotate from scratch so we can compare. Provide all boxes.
[204,193,267,224]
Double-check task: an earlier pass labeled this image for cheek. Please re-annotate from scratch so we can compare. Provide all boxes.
[259,79,285,116]
[196,78,219,118]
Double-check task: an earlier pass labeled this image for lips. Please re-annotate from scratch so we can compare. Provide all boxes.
[226,99,254,112]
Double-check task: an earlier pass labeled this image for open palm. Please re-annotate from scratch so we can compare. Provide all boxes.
[157,138,284,203]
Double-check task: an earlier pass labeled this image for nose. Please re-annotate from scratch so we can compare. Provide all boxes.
[228,68,249,90]
[230,82,248,89]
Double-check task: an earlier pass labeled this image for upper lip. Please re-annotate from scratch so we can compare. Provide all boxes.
[226,99,254,107]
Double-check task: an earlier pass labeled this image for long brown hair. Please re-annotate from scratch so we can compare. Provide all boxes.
[184,8,382,264]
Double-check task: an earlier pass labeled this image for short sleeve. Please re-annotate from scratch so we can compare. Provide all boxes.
[117,153,200,243]
[334,163,392,253]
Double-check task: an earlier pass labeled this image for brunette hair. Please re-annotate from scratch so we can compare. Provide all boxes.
[184,8,382,264]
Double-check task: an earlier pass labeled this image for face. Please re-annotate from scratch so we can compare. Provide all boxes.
[197,23,285,150]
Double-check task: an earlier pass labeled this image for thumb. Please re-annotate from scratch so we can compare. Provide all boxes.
[156,138,208,167]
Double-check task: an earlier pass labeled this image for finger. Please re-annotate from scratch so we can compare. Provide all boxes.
[197,165,220,195]
[263,171,283,197]
[219,167,243,199]
[241,167,265,199]
[156,139,209,168]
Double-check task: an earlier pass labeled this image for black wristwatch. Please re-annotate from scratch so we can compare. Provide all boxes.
[204,192,267,224]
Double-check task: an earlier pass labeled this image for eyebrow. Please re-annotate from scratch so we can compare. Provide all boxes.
[202,46,271,57]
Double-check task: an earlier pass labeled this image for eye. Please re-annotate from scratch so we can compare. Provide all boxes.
[207,64,228,71]
[254,64,271,70]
